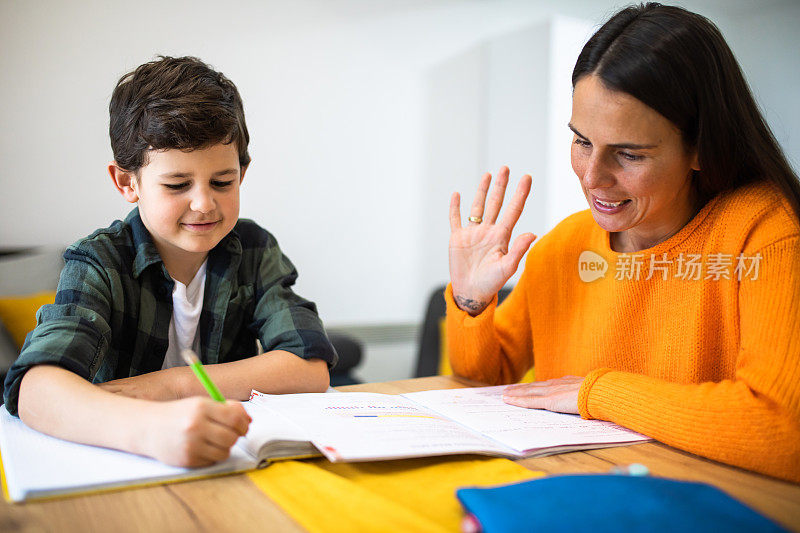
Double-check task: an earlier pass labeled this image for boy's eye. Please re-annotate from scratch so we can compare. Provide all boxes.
[212,180,234,188]
[163,182,190,190]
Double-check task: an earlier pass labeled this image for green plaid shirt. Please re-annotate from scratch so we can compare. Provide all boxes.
[4,208,336,415]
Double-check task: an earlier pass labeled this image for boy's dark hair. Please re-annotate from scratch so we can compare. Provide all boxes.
[109,56,250,173]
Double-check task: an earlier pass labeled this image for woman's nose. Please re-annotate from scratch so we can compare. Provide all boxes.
[581,154,615,189]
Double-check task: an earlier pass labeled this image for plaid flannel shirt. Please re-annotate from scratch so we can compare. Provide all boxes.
[3,208,337,415]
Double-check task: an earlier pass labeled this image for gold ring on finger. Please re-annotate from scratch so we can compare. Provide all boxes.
[468,216,483,223]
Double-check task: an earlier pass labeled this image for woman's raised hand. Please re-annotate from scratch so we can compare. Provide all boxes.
[449,167,535,316]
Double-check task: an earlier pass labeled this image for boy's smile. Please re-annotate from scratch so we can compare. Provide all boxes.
[110,142,246,284]
[182,221,221,232]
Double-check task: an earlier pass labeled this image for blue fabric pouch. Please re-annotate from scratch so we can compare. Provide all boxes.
[456,474,787,533]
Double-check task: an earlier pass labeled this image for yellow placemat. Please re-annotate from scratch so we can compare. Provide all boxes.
[248,455,543,532]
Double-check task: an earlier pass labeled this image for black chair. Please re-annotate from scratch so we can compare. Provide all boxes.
[414,285,512,377]
[328,332,364,386]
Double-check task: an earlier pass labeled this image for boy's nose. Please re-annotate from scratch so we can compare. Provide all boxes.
[190,188,215,213]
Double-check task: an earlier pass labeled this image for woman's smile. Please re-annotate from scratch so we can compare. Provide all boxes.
[591,195,632,214]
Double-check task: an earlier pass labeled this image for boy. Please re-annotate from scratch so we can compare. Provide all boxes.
[3,56,337,467]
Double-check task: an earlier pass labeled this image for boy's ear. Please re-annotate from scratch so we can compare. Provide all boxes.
[108,162,139,203]
[239,164,248,184]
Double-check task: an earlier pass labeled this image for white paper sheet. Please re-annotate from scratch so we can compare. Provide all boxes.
[241,395,314,458]
[250,392,511,461]
[0,408,255,501]
[404,386,649,453]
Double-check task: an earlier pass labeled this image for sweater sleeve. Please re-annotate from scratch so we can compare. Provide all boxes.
[579,236,800,482]
[445,256,536,384]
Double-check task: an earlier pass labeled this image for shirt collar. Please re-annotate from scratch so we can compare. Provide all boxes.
[129,208,163,279]
[128,207,243,279]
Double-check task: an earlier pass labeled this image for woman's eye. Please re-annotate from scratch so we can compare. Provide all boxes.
[620,151,644,161]
[212,180,234,188]
[574,138,591,148]
[164,182,190,190]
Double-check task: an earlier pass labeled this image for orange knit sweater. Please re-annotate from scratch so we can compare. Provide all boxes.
[446,181,800,482]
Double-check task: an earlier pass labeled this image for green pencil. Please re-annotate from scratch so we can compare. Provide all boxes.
[181,349,226,402]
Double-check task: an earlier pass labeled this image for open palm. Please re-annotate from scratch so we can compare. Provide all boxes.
[449,167,535,315]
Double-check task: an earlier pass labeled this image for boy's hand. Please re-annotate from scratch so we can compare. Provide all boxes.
[99,367,188,401]
[141,397,251,467]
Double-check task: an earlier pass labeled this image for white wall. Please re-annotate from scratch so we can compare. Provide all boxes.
[721,1,800,172]
[415,16,595,295]
[1,0,797,332]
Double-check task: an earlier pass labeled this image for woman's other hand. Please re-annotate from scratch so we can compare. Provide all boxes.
[502,376,584,414]
[449,166,536,315]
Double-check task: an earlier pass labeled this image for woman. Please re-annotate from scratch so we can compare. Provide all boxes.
[446,3,800,482]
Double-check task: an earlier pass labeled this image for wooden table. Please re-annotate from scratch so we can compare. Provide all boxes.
[2,376,799,532]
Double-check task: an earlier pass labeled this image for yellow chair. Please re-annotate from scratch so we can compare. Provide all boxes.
[0,247,65,397]
[0,291,57,349]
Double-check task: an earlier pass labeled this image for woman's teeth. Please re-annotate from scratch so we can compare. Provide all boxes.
[597,199,628,207]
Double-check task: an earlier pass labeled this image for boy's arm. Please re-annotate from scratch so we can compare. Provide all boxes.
[197,350,329,397]
[18,364,250,467]
[249,227,338,379]
[4,247,120,415]
[99,227,338,402]
[100,350,330,401]
[204,351,330,396]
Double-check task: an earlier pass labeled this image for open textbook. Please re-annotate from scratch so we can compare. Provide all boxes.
[0,386,649,502]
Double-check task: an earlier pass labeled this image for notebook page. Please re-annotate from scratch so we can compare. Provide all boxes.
[0,408,255,501]
[241,396,312,458]
[249,392,511,462]
[403,386,650,453]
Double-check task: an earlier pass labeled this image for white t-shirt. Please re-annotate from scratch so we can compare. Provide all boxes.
[161,260,208,369]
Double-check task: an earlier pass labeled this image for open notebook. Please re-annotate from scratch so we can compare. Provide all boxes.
[0,385,649,502]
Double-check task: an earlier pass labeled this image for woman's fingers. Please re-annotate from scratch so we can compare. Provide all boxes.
[450,192,462,231]
[498,174,532,231]
[503,382,544,395]
[501,233,537,275]
[501,377,583,414]
[468,173,492,224]
[453,168,530,230]
[503,394,558,410]
[484,167,510,224]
